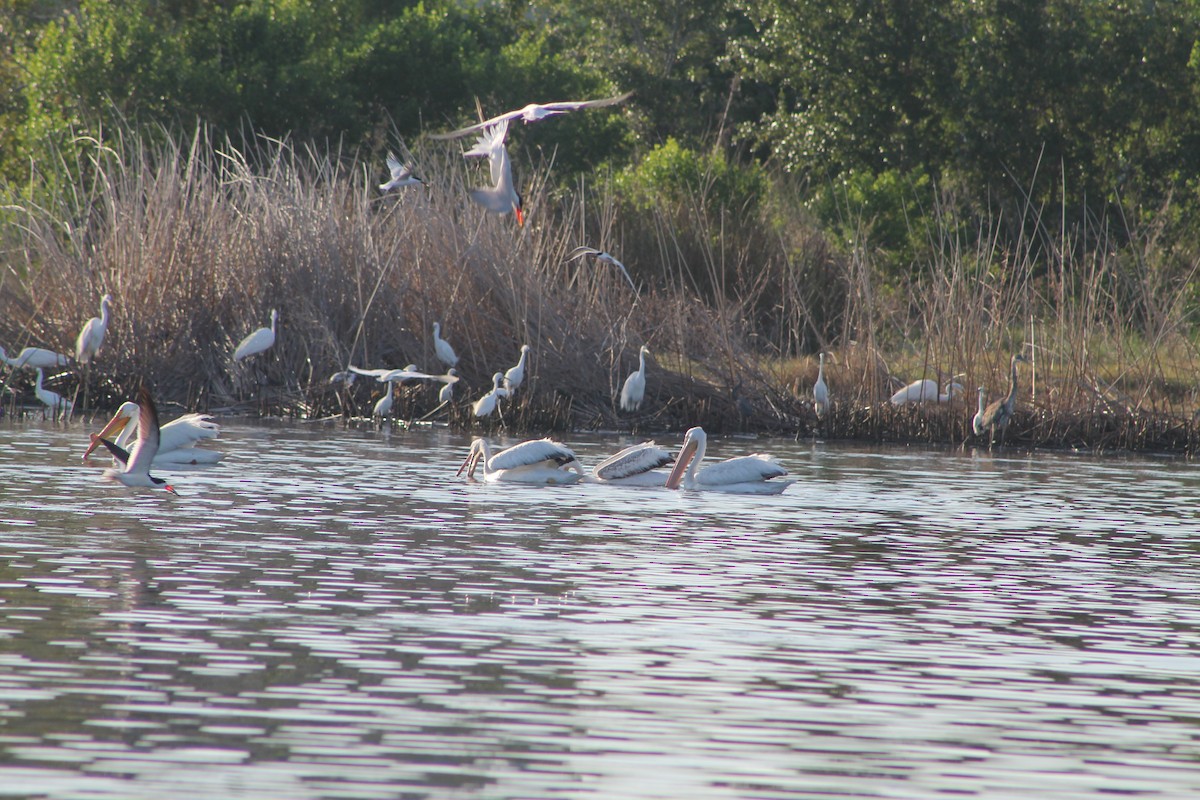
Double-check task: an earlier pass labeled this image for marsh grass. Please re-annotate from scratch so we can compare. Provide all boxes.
[3,125,1200,452]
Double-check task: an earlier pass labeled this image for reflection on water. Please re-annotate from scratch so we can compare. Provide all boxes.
[2,420,1200,799]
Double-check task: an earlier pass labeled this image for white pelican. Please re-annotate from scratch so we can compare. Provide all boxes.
[473,372,509,418]
[977,353,1030,440]
[462,119,524,225]
[430,91,632,140]
[83,400,222,465]
[889,377,963,404]
[378,152,423,191]
[503,345,531,392]
[432,322,459,368]
[458,437,583,485]
[34,368,72,418]
[0,345,70,370]
[98,386,178,495]
[665,426,793,494]
[234,309,278,361]
[76,293,113,364]
[439,369,460,403]
[591,441,674,487]
[971,386,987,436]
[619,346,649,411]
[568,246,636,292]
[813,352,829,417]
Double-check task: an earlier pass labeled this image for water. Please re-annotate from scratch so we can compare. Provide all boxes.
[2,419,1200,799]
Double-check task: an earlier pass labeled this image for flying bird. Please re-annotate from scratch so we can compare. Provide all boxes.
[0,345,70,370]
[458,437,583,485]
[590,441,674,487]
[462,119,524,225]
[432,322,459,368]
[619,345,650,412]
[378,152,423,192]
[76,293,113,364]
[503,344,532,392]
[813,352,829,417]
[34,368,71,418]
[99,386,178,495]
[430,91,633,140]
[234,309,278,361]
[568,246,636,292]
[83,401,222,465]
[665,426,793,494]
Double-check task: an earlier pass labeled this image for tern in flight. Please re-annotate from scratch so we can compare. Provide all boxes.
[461,119,524,224]
[430,91,633,140]
[378,152,424,192]
[568,247,636,292]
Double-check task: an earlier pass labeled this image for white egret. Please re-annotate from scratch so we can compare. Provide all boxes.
[591,441,674,487]
[458,438,583,485]
[890,377,963,404]
[75,293,113,364]
[83,401,222,465]
[34,368,71,418]
[619,346,649,412]
[813,352,829,417]
[373,385,396,419]
[971,386,987,436]
[432,322,459,368]
[97,386,178,494]
[462,119,524,225]
[439,369,460,404]
[430,91,633,140]
[473,372,509,418]
[503,345,531,392]
[665,426,794,494]
[0,345,70,370]
[234,309,278,361]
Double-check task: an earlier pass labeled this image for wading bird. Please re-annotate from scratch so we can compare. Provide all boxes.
[378,152,423,192]
[234,309,278,361]
[0,345,69,370]
[97,386,178,495]
[889,377,963,404]
[977,353,1030,442]
[432,322,459,368]
[813,352,829,417]
[373,385,396,420]
[568,246,637,292]
[503,345,531,392]
[34,368,71,418]
[462,120,524,225]
[590,441,674,487]
[439,369,459,404]
[458,437,583,485]
[430,91,633,140]
[971,386,987,436]
[76,293,113,364]
[665,426,793,494]
[83,400,222,465]
[473,372,509,418]
[619,346,650,412]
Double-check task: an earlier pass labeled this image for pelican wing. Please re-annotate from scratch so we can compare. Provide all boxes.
[696,455,787,487]
[489,439,576,472]
[593,442,673,480]
[160,414,220,452]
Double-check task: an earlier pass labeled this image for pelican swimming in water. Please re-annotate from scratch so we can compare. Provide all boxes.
[620,346,650,412]
[97,386,178,495]
[234,309,278,361]
[430,91,633,140]
[83,399,222,465]
[590,441,674,487]
[76,293,113,364]
[458,437,583,485]
[665,426,793,494]
[0,345,70,370]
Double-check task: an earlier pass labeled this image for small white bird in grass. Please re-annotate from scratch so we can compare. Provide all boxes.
[462,119,524,225]
[590,441,675,487]
[620,346,650,412]
[439,369,460,404]
[813,352,829,417]
[83,401,222,465]
[34,368,72,418]
[373,385,396,419]
[889,377,963,404]
[430,91,633,140]
[76,293,113,364]
[665,426,794,495]
[457,437,584,485]
[378,152,423,192]
[504,345,532,392]
[568,246,637,292]
[0,345,70,370]
[96,385,178,495]
[972,386,987,436]
[432,322,459,368]
[473,372,510,418]
[234,309,278,361]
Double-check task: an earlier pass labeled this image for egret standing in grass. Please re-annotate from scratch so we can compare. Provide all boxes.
[0,346,69,370]
[971,386,987,436]
[977,353,1030,443]
[813,352,830,417]
[34,368,71,419]
[234,309,278,361]
[439,369,459,404]
[76,294,112,364]
[473,372,509,418]
[620,346,649,412]
[432,322,458,369]
[503,345,531,392]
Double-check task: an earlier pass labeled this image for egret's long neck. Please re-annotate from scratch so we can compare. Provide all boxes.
[638,350,646,373]
[100,300,110,325]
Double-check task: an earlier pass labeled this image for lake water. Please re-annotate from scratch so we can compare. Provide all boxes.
[2,419,1200,799]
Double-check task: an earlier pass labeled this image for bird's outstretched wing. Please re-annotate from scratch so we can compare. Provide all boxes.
[430,92,633,140]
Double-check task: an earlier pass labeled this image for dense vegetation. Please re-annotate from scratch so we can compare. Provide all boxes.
[3,0,1200,449]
